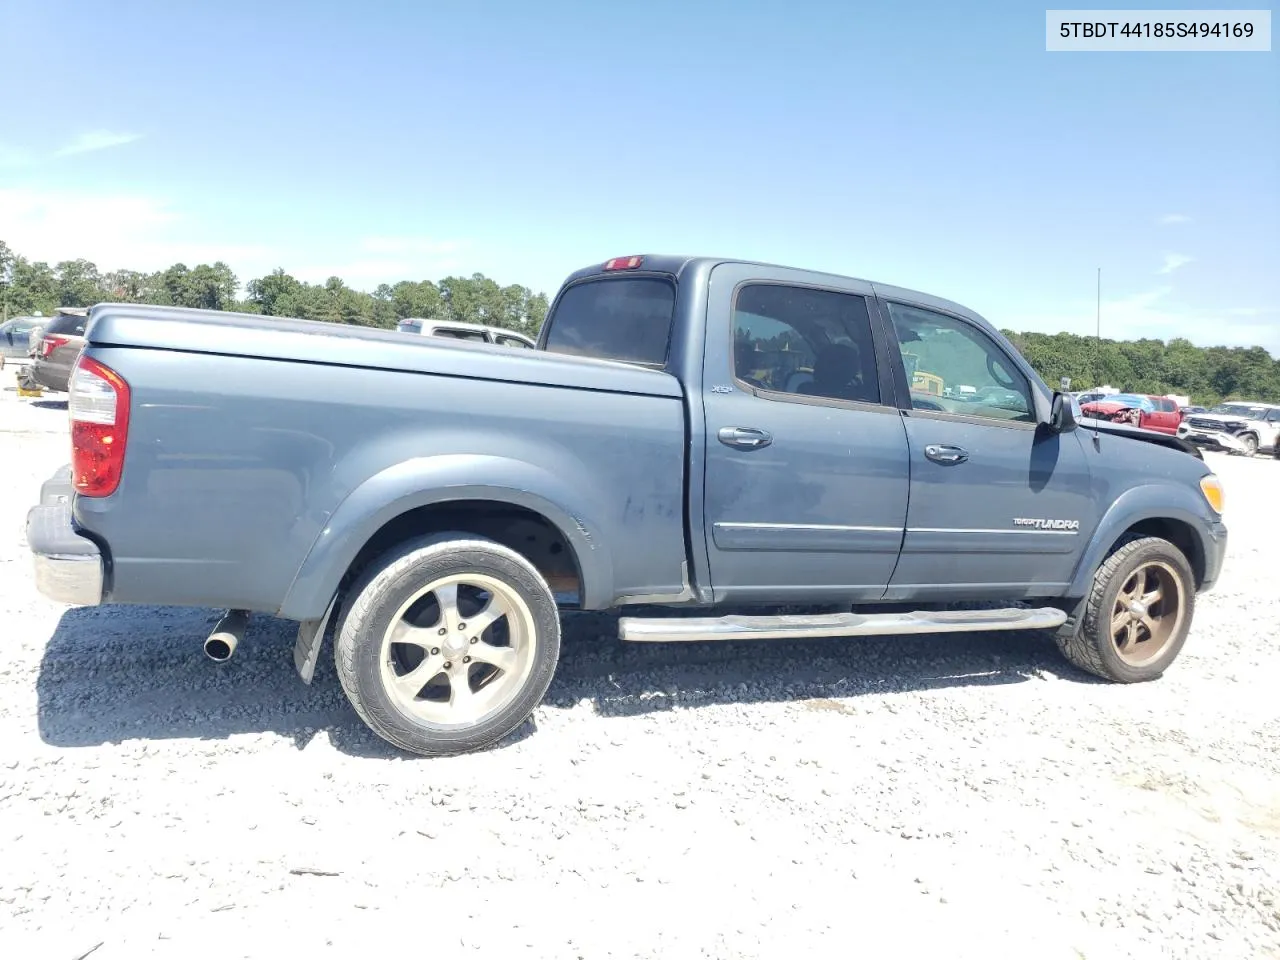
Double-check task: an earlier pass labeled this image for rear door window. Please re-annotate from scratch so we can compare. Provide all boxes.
[542,277,676,366]
[732,284,881,404]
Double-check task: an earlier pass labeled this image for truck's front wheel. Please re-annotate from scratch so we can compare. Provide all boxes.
[1055,536,1195,683]
[334,536,561,757]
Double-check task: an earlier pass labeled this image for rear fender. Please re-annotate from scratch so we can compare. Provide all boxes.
[277,453,613,621]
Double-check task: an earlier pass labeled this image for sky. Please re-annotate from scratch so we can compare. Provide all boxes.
[1,0,1277,351]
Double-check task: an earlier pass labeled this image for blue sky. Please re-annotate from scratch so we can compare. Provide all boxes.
[2,0,1276,350]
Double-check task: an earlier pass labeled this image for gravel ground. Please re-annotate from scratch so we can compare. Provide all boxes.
[1,380,1278,960]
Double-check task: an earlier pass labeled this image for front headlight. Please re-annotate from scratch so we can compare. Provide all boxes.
[1199,474,1225,514]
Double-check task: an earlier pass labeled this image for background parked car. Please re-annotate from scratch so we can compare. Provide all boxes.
[1079,393,1182,434]
[395,317,536,348]
[29,307,90,393]
[0,315,45,373]
[1178,401,1280,457]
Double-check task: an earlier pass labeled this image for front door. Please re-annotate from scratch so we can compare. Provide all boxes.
[879,299,1097,600]
[701,263,910,604]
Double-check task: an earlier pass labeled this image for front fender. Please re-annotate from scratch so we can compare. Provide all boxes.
[1066,482,1222,597]
[277,453,614,620]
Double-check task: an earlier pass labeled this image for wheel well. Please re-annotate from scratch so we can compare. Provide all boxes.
[1113,518,1206,587]
[341,500,583,606]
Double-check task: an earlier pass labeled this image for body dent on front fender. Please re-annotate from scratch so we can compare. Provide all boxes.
[278,453,616,620]
[1066,481,1222,597]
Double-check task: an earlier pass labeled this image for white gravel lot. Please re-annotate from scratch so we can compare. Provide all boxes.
[1,378,1278,960]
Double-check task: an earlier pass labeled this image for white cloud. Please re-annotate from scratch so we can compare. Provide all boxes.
[1157,252,1193,275]
[53,131,142,157]
[0,143,36,168]
[1010,286,1280,354]
[291,237,470,285]
[358,237,465,257]
[0,187,273,282]
[0,186,469,292]
[1158,213,1192,225]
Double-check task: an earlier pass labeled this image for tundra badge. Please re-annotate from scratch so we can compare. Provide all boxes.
[1013,518,1080,531]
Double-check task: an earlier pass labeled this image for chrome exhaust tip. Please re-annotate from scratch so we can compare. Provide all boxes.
[205,609,249,662]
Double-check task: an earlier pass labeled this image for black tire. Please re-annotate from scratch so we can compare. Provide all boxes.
[334,535,561,757]
[1240,433,1259,457]
[1055,536,1196,683]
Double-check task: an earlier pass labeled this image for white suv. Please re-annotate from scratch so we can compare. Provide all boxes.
[1178,401,1280,457]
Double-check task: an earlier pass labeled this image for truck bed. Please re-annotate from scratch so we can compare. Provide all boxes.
[73,305,690,617]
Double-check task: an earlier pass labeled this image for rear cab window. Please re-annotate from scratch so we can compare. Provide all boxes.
[541,276,676,366]
[46,313,88,337]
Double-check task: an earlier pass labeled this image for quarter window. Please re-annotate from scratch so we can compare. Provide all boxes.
[732,284,880,405]
[886,302,1034,423]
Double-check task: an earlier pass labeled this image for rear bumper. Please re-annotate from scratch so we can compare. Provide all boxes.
[29,359,68,393]
[26,466,104,606]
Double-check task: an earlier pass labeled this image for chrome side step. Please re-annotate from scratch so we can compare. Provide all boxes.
[618,606,1067,643]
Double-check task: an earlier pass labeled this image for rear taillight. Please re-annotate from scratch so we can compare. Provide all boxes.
[42,335,69,357]
[70,356,131,497]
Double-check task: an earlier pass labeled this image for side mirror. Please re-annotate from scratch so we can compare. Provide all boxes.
[1047,391,1079,433]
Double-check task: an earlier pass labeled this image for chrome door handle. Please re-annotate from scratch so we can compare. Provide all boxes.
[718,426,773,450]
[924,443,968,464]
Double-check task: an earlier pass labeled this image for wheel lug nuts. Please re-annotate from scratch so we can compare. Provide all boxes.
[444,661,452,669]
[470,637,477,644]
[438,628,447,636]
[431,647,440,656]
[463,656,471,664]
[458,623,467,631]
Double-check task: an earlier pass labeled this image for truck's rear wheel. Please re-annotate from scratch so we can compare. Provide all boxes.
[1055,536,1195,683]
[334,536,561,757]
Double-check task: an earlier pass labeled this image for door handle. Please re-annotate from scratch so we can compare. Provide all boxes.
[718,426,773,450]
[924,443,968,464]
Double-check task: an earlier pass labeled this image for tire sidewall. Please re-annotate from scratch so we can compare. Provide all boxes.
[341,539,561,754]
[1086,539,1195,682]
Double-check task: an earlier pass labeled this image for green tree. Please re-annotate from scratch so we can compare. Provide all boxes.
[55,259,104,307]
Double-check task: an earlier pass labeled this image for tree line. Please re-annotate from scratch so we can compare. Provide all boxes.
[0,240,548,338]
[1001,329,1280,406]
[2,239,1276,404]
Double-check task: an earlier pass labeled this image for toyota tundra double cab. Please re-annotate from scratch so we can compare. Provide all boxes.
[25,255,1228,756]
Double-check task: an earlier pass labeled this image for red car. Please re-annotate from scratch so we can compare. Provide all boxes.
[1078,393,1183,434]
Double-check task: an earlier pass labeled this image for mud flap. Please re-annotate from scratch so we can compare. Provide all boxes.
[292,593,338,685]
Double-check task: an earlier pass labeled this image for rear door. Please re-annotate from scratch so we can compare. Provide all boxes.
[879,298,1096,599]
[700,263,910,604]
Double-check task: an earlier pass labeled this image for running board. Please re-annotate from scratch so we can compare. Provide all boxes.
[617,606,1068,643]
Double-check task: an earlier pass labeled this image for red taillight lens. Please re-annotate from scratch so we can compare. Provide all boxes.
[42,335,69,357]
[70,356,131,497]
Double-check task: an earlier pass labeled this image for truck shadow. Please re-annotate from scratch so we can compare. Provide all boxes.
[35,605,1086,759]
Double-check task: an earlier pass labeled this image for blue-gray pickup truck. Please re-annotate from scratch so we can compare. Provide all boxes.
[26,255,1228,756]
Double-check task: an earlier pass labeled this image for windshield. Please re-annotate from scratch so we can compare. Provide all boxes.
[1209,403,1266,417]
[1106,394,1153,410]
[542,276,676,366]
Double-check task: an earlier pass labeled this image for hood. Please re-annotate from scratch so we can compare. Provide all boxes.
[1078,417,1203,459]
